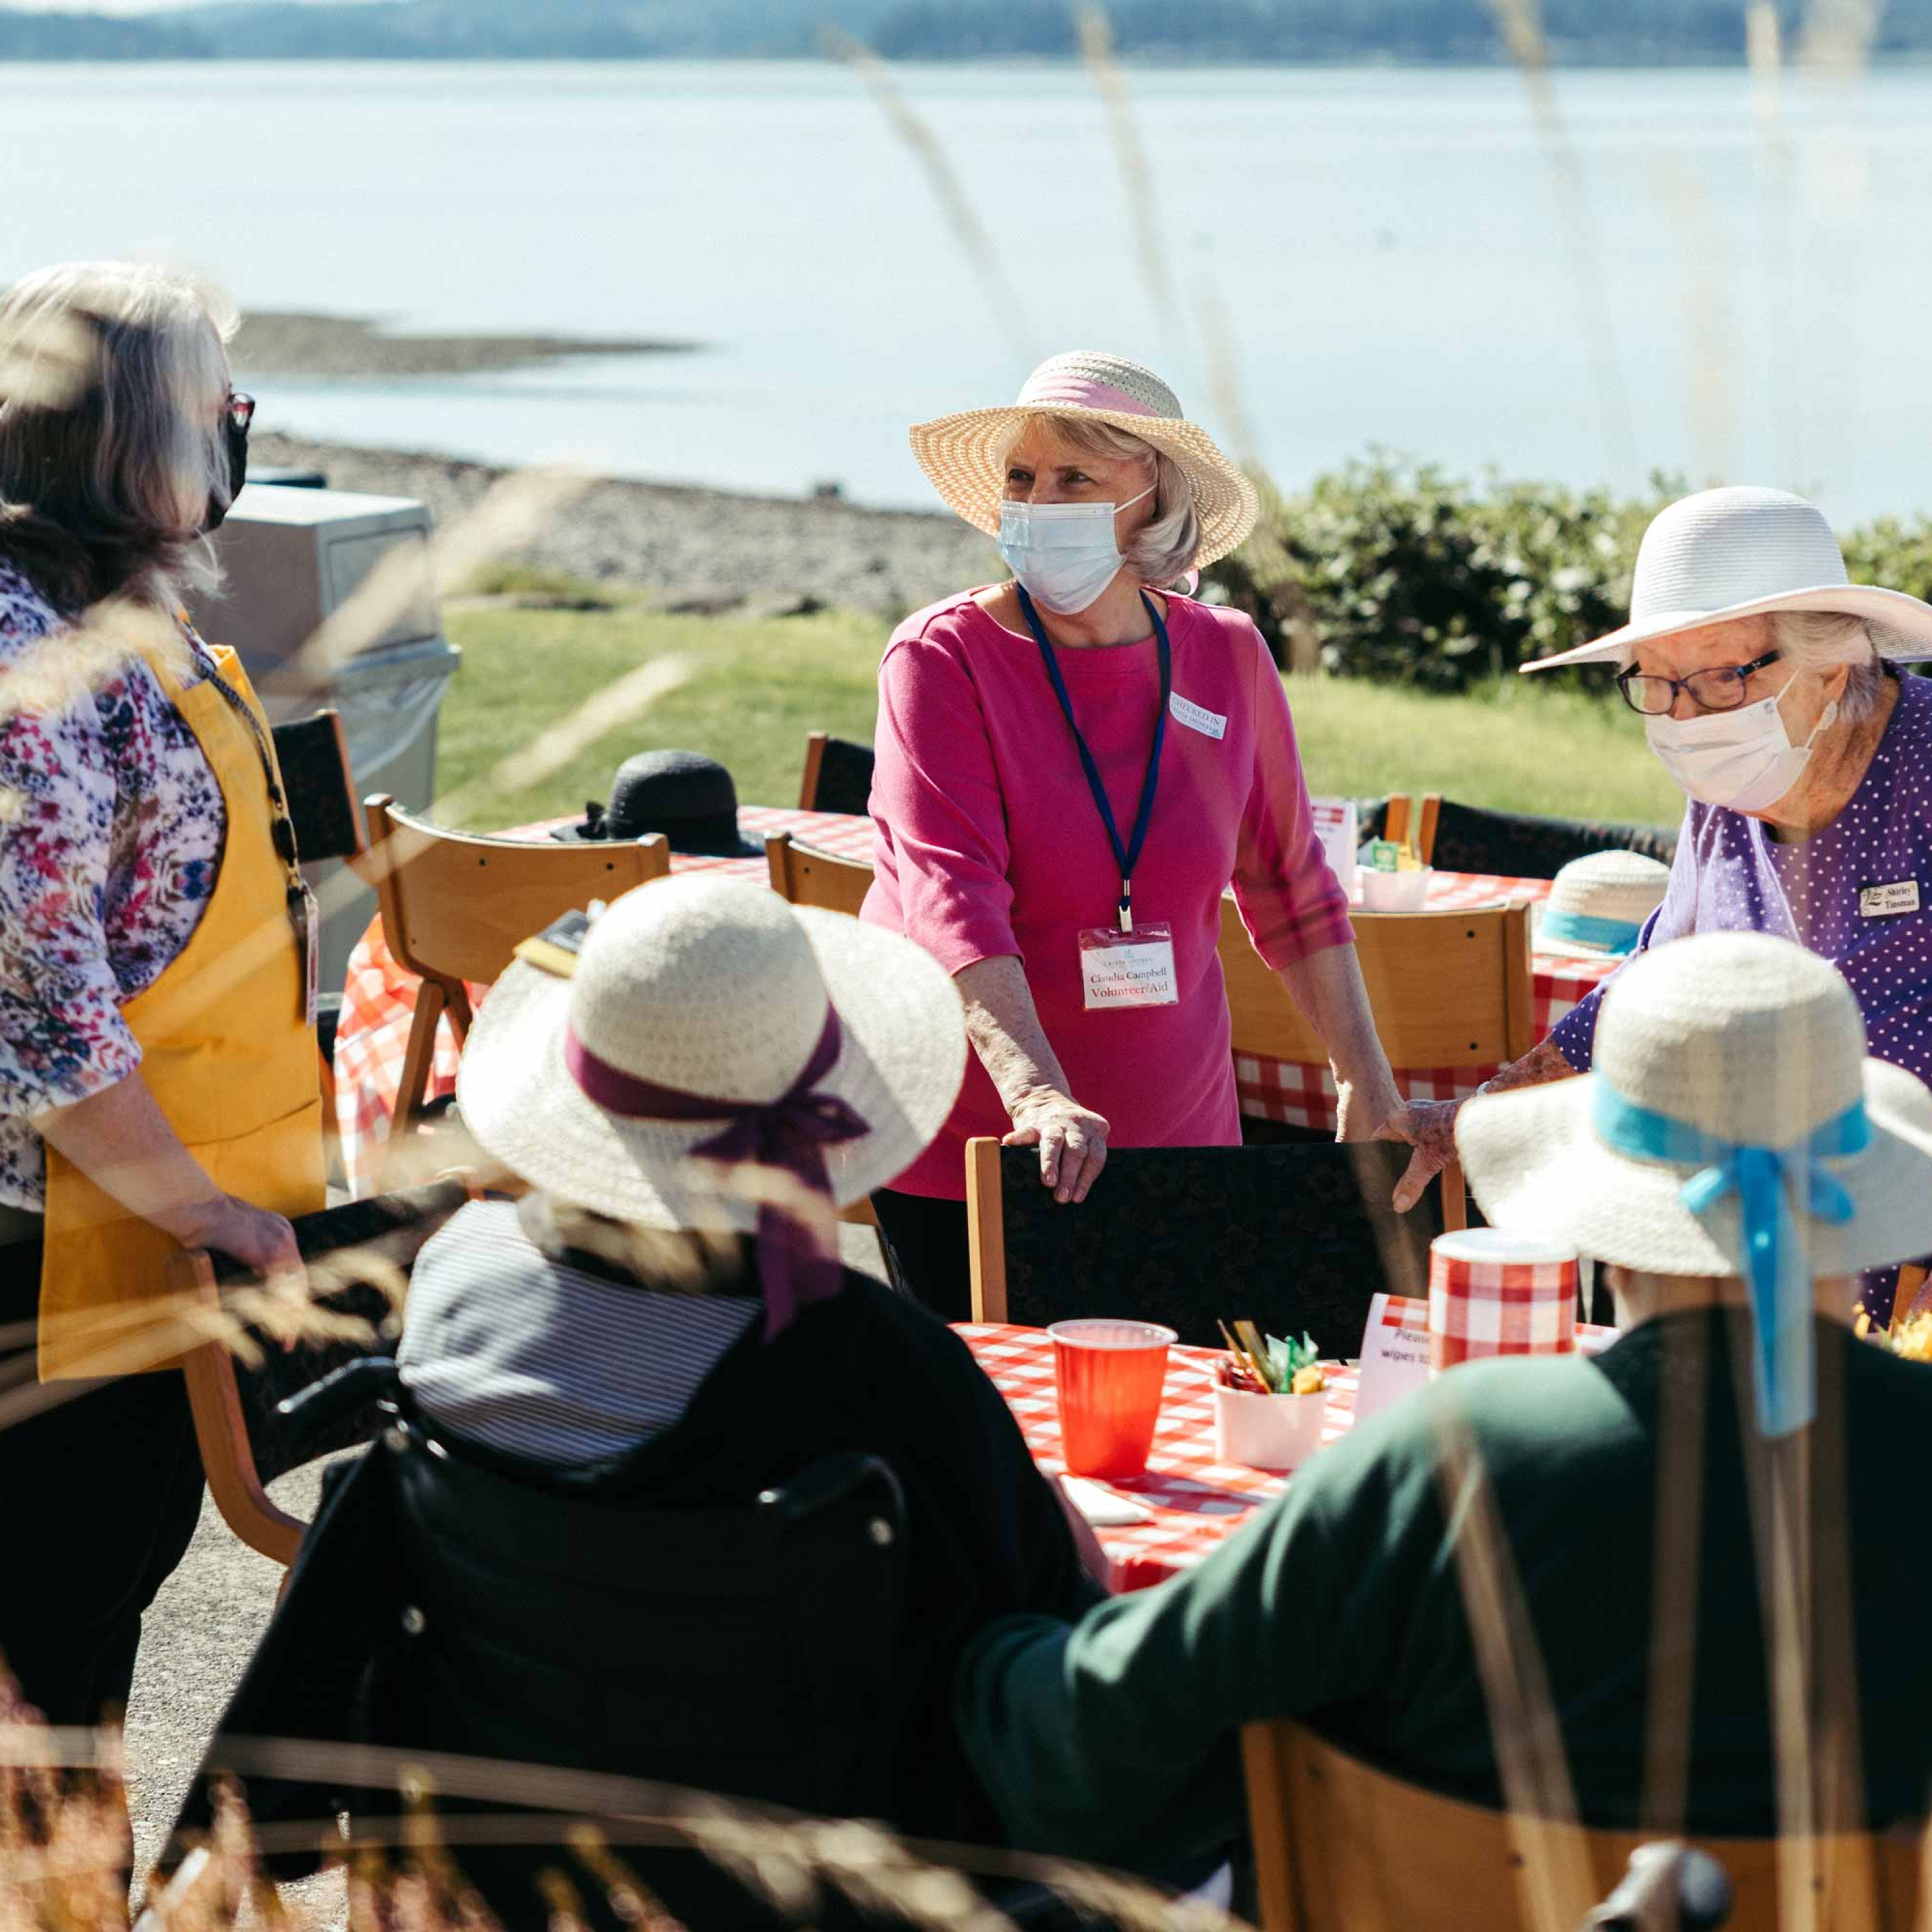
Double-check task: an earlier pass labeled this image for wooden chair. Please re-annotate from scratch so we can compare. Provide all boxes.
[1241,1719,1923,1931]
[166,1179,476,1566]
[1403,793,1678,878]
[363,793,672,1186]
[965,1139,1448,1353]
[797,729,876,817]
[764,829,874,917]
[1219,896,1537,1230]
[270,708,363,1173]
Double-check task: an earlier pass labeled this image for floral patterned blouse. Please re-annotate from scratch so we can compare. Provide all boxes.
[0,564,227,1210]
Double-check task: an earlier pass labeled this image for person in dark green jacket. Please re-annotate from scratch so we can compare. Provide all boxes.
[955,932,1932,1874]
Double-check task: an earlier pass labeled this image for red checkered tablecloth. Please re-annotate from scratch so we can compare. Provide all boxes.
[1235,872,1617,1134]
[333,804,877,1193]
[960,1313,1614,1593]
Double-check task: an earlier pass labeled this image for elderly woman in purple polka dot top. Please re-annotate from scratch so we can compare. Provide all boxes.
[1394,486,1932,1323]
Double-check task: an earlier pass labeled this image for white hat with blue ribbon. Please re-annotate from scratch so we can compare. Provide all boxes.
[1534,850,1672,959]
[1454,931,1932,1435]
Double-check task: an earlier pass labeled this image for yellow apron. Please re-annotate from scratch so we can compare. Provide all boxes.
[38,635,325,1382]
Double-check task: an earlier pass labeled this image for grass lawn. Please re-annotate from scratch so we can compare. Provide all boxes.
[435,599,1684,832]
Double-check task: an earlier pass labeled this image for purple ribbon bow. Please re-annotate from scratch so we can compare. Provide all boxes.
[564,1007,867,1337]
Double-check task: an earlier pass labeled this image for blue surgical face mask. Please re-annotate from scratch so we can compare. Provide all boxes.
[997,484,1155,616]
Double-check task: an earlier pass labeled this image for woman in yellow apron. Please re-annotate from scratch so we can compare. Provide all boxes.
[0,263,322,1730]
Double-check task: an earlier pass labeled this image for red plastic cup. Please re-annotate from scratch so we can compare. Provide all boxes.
[1049,1318,1177,1479]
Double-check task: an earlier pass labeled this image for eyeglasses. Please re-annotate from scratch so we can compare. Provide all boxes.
[1615,648,1782,716]
[225,391,256,436]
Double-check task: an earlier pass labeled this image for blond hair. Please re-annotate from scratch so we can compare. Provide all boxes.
[0,261,238,613]
[999,412,1201,589]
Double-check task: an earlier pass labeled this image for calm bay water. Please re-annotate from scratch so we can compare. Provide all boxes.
[5,58,1932,518]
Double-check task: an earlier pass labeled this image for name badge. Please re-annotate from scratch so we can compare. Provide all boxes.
[1861,880,1920,919]
[1079,922,1179,1010]
[1168,692,1226,740]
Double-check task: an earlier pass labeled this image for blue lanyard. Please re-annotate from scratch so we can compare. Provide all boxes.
[1016,583,1171,933]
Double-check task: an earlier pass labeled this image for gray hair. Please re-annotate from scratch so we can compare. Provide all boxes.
[999,412,1200,589]
[0,261,237,612]
[1769,609,1887,724]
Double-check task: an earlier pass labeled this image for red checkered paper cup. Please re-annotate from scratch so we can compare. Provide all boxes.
[1428,1228,1579,1372]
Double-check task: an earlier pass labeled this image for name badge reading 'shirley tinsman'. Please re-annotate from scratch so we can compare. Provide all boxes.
[1860,880,1921,919]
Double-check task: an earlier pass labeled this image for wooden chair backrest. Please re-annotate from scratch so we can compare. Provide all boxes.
[1242,1719,1924,1932]
[168,1179,477,1566]
[365,793,672,988]
[798,730,829,810]
[797,729,876,817]
[1219,897,1535,1072]
[765,831,874,918]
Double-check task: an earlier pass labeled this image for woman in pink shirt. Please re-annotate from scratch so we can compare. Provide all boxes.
[862,352,1403,1316]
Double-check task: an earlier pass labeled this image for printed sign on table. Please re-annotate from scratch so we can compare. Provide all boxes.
[1352,1292,1433,1424]
[1309,797,1359,891]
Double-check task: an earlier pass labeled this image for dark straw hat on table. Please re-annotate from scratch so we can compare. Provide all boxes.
[551,750,762,858]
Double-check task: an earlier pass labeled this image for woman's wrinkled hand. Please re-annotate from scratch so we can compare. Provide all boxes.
[1378,1099,1462,1215]
[1003,1088,1112,1205]
[191,1194,305,1286]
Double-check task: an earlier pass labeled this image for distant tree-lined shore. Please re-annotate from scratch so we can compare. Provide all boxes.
[6,0,1932,64]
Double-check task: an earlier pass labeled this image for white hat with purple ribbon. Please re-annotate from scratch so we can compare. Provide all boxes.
[908,350,1261,569]
[456,875,967,1334]
[1455,931,1932,1435]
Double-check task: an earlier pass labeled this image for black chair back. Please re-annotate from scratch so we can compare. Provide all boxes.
[392,1438,909,1815]
[812,734,876,817]
[205,1179,471,1483]
[271,708,361,864]
[1428,798,1677,880]
[169,1428,912,1929]
[997,1142,1443,1356]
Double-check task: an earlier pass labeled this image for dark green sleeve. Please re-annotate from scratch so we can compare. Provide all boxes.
[952,1397,1443,1872]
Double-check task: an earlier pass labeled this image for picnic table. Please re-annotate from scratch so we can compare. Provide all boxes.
[332,806,1618,1194]
[960,1316,1613,1593]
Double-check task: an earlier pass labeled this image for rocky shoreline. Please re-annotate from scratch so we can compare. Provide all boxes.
[252,430,997,618]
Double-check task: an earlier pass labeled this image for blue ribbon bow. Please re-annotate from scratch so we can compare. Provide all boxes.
[1540,909,1643,954]
[1593,1085,1869,1436]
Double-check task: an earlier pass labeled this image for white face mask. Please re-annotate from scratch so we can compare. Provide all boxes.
[1644,683,1839,814]
[997,485,1155,616]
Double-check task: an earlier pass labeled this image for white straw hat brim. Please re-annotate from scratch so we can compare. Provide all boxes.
[1521,583,1932,673]
[1456,1057,1932,1280]
[455,908,966,1230]
[907,404,1262,571]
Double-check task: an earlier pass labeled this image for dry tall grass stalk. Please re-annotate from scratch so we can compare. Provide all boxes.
[1432,1403,1596,1932]
[1651,166,1736,485]
[1075,6,1184,355]
[821,30,1034,369]
[156,1735,1257,1932]
[1745,1,1806,491]
[1483,0,1637,477]
[1640,1314,1707,1840]
[0,305,96,414]
[1799,0,1886,74]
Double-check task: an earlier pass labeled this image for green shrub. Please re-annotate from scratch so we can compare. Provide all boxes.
[1207,459,1696,689]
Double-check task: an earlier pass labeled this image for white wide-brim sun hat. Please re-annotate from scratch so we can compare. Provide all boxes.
[457,873,967,1231]
[1532,849,1672,960]
[1521,485,1932,673]
[909,350,1262,571]
[1456,930,1932,1282]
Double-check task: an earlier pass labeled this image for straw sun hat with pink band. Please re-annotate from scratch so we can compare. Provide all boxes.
[909,351,1261,570]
